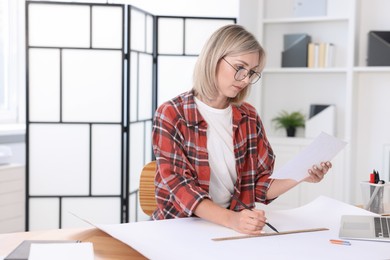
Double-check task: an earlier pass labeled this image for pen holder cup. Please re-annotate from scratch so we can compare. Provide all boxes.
[360,181,390,214]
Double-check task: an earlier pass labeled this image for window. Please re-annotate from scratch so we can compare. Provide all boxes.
[0,0,10,119]
[0,0,22,123]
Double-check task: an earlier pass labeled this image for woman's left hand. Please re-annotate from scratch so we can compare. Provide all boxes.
[304,161,332,183]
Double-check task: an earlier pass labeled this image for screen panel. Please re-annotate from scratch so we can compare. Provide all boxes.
[62,49,123,123]
[157,56,197,105]
[138,53,153,120]
[62,197,121,228]
[28,48,60,122]
[146,15,154,54]
[129,51,138,122]
[128,193,137,222]
[128,119,152,222]
[27,2,125,231]
[144,121,152,164]
[129,122,146,193]
[91,124,122,195]
[92,5,123,49]
[29,198,60,231]
[185,19,235,55]
[130,8,146,52]
[127,6,156,222]
[28,3,90,48]
[158,18,184,54]
[29,124,90,196]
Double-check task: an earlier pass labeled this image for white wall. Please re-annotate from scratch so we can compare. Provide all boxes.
[352,0,390,203]
[238,0,262,112]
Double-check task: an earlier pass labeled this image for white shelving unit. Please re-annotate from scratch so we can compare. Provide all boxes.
[0,164,25,233]
[259,0,355,208]
[239,0,390,207]
[352,0,390,204]
[257,0,355,140]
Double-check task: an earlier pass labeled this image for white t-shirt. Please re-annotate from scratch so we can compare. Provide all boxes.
[194,97,237,208]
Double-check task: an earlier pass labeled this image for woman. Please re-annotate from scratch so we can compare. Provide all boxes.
[152,24,332,235]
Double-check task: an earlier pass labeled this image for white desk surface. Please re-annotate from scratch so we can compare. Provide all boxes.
[95,196,389,260]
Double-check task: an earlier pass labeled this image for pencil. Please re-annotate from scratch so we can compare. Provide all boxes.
[232,195,279,233]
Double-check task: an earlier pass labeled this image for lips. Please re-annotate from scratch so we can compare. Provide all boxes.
[233,85,244,91]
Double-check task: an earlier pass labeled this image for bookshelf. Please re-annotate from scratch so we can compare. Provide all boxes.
[257,0,355,139]
[353,0,390,204]
[255,0,355,209]
[240,0,390,207]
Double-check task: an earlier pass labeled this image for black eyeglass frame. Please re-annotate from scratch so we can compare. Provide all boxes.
[222,57,262,84]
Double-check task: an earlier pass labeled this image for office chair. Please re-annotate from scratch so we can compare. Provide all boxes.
[139,161,157,216]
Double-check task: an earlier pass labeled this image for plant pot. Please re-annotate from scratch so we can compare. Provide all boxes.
[286,127,296,137]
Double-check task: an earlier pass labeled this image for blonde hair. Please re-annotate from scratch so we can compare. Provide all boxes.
[192,24,265,104]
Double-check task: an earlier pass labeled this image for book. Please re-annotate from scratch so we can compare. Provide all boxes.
[307,42,319,68]
[307,42,334,68]
[324,43,334,67]
[318,42,326,68]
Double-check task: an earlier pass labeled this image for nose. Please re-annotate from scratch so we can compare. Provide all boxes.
[242,75,251,84]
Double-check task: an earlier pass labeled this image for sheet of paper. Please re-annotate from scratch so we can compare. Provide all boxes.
[93,196,389,260]
[271,132,347,181]
[28,242,94,260]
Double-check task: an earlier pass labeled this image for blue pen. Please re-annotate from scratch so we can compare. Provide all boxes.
[330,239,351,246]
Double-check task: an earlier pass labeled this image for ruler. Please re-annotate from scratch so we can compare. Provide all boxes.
[212,228,329,242]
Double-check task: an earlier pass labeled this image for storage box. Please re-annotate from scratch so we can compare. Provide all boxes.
[305,104,335,138]
[367,31,390,66]
[360,181,390,214]
[281,34,311,67]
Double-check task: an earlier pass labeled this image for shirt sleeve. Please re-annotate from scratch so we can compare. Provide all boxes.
[152,103,210,217]
[254,113,276,204]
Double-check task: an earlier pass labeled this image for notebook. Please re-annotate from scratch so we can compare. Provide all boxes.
[4,240,80,260]
[339,215,390,242]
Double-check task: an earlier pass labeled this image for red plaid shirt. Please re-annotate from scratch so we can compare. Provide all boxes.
[152,91,275,219]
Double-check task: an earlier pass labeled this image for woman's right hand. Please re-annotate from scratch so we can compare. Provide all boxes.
[193,199,267,235]
[228,209,267,235]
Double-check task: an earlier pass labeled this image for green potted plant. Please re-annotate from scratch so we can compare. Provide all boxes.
[272,110,305,137]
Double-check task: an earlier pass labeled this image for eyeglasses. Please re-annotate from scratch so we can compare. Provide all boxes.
[222,57,262,84]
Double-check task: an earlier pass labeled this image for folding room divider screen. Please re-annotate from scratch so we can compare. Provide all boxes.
[26,1,235,230]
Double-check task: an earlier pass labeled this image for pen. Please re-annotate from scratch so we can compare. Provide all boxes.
[374,170,380,184]
[370,171,375,184]
[232,195,279,233]
[329,239,351,246]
